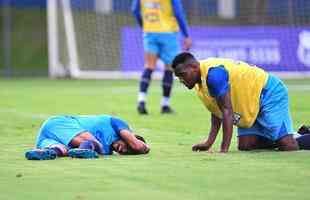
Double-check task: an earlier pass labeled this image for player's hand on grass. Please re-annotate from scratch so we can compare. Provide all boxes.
[192,143,210,152]
[219,149,228,153]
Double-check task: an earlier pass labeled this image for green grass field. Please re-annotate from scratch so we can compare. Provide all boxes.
[0,78,309,200]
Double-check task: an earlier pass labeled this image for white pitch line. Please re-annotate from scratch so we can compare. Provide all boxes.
[286,84,310,91]
[0,108,49,120]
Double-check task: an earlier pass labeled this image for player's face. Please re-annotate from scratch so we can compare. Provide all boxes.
[175,65,199,89]
[112,140,129,154]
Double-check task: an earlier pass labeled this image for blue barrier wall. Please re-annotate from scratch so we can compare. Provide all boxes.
[0,0,46,8]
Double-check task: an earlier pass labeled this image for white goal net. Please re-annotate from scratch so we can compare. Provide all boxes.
[48,0,142,79]
[48,0,310,79]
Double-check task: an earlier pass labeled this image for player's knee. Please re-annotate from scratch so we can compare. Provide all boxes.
[238,135,260,151]
[238,137,258,151]
[145,65,156,71]
[238,143,255,151]
[49,144,68,156]
[278,141,299,151]
[278,144,299,151]
[69,132,96,147]
[277,135,299,151]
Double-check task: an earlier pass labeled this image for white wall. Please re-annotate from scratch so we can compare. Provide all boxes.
[95,0,112,14]
[218,0,236,19]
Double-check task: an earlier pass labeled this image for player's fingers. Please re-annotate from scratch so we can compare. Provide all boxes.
[183,44,190,51]
[183,38,192,51]
[192,145,198,151]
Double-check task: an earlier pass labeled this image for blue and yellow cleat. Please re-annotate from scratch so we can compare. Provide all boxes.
[68,148,99,159]
[25,149,57,160]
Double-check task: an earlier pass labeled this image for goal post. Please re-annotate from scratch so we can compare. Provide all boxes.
[48,0,310,79]
[47,0,149,79]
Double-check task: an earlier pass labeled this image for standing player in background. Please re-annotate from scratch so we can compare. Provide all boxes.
[132,0,192,114]
[172,52,310,153]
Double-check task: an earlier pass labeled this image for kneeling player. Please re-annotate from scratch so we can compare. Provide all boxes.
[172,52,310,152]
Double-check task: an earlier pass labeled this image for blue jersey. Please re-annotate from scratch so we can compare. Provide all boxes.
[36,115,131,155]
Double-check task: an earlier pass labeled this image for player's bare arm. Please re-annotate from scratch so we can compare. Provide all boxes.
[192,113,222,152]
[119,129,150,154]
[216,91,234,153]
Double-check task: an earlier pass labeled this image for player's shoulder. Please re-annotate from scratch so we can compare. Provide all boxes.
[199,58,227,68]
[207,67,228,83]
[200,57,224,63]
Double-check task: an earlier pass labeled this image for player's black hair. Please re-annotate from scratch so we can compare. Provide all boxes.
[125,134,149,155]
[135,134,146,143]
[171,52,195,70]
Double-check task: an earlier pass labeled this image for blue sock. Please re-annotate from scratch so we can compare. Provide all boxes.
[79,140,104,154]
[296,134,310,150]
[162,70,173,97]
[49,147,63,157]
[139,68,153,93]
[79,140,95,150]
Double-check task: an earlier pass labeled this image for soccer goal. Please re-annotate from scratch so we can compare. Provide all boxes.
[47,0,145,79]
[48,0,310,79]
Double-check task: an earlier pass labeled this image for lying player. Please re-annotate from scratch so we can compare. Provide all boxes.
[25,115,150,160]
[172,52,310,153]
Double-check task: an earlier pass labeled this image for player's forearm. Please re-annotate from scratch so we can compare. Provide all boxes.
[206,114,222,147]
[205,131,218,148]
[221,109,233,152]
[119,130,149,153]
[119,130,137,147]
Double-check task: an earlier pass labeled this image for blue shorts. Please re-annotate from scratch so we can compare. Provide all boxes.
[238,75,294,141]
[143,32,180,65]
[35,116,86,149]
